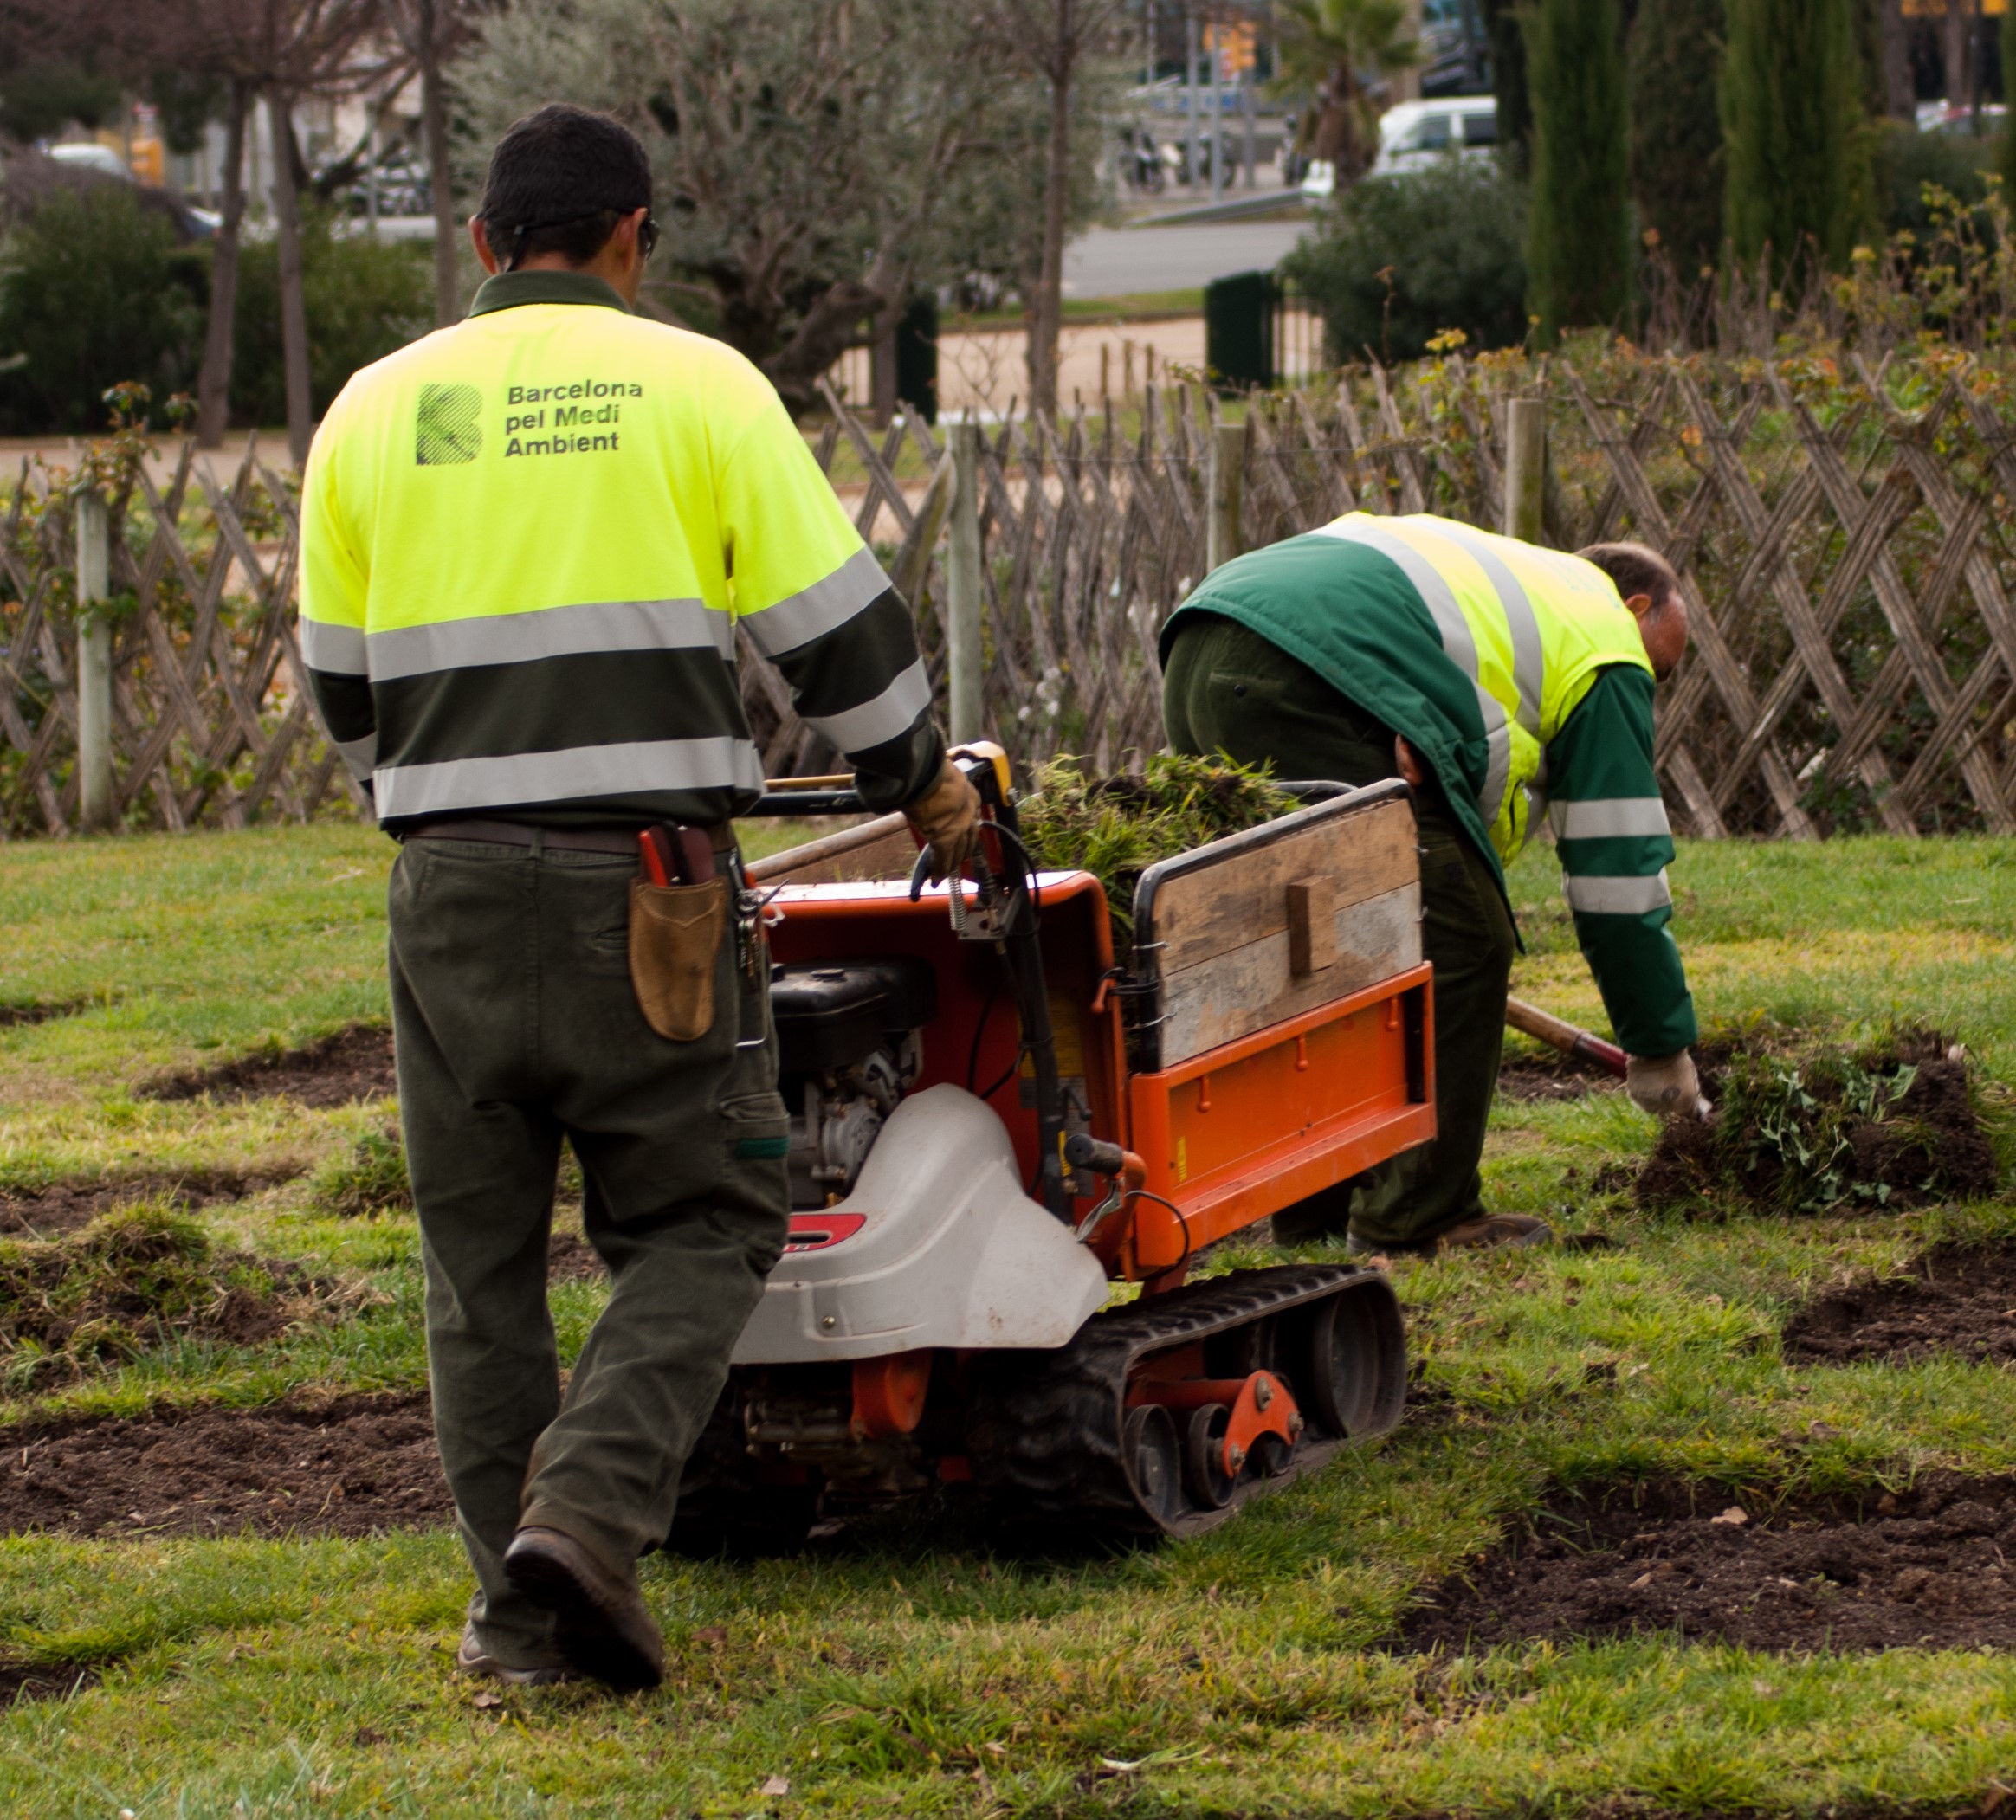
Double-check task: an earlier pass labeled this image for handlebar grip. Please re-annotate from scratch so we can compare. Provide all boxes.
[1063,1133,1128,1177]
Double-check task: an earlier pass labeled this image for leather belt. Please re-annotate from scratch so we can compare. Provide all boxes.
[404,817,734,856]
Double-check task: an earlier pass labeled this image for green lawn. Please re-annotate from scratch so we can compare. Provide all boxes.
[0,825,2013,1815]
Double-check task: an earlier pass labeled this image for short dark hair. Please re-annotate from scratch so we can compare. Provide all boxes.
[1577,540,1682,611]
[479,104,652,268]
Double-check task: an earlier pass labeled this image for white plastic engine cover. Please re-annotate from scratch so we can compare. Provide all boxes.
[731,1084,1109,1363]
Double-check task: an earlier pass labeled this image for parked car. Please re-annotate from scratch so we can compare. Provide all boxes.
[1299,96,1498,201]
[44,139,221,236]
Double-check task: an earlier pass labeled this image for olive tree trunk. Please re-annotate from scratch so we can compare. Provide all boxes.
[268,87,314,465]
[195,80,250,449]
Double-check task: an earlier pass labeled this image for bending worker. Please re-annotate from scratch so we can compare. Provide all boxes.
[1160,513,1705,1257]
[299,105,977,1691]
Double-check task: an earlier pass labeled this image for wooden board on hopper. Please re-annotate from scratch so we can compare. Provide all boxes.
[1143,792,1422,1068]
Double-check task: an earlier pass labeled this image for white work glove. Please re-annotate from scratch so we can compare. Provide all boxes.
[1626,1049,1710,1120]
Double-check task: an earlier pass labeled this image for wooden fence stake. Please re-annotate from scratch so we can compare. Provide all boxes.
[947,422,984,745]
[1207,421,1244,571]
[1503,397,1547,543]
[74,487,113,833]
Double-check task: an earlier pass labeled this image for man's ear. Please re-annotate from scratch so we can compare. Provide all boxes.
[1622,590,1655,623]
[468,215,499,276]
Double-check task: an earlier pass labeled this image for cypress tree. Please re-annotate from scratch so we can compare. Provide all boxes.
[1721,0,1875,288]
[2003,3,2016,208]
[1627,0,1727,275]
[1525,0,1631,345]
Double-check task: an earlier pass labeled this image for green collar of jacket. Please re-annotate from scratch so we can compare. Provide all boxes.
[466,270,630,317]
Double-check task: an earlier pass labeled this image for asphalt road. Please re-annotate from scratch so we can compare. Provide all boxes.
[1062,219,1311,300]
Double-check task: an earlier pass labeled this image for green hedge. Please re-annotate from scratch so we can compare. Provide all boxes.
[0,186,430,436]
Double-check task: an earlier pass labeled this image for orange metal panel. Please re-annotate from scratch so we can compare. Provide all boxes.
[1126,965,1435,1273]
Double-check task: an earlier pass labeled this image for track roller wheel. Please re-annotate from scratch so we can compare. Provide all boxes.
[1122,1404,1183,1526]
[1249,1431,1294,1478]
[1181,1404,1235,1508]
[1301,1282,1407,1441]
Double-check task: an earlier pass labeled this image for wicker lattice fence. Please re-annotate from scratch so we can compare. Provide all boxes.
[9,356,2016,838]
[0,439,359,837]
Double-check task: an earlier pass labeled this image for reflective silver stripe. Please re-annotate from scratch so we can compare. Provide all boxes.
[335,733,377,784]
[300,616,366,675]
[1431,521,1544,735]
[808,660,931,756]
[740,545,888,658]
[373,736,763,820]
[365,597,728,681]
[1562,869,1672,915]
[1550,797,1672,841]
[1320,518,1515,827]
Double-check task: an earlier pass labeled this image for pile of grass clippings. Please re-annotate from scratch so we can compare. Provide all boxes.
[0,1202,347,1388]
[1017,753,1297,958]
[1637,1025,1997,1216]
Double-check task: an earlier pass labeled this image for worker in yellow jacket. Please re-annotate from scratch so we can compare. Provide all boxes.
[300,105,976,1692]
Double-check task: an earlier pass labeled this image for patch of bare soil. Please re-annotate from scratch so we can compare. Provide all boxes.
[139,1023,396,1108]
[0,1167,300,1237]
[0,1659,101,1703]
[0,1001,84,1029]
[1785,1238,2016,1365]
[1498,1049,1623,1101]
[547,1228,606,1282]
[0,1393,448,1539]
[1401,1474,2016,1654]
[1638,1028,1996,1216]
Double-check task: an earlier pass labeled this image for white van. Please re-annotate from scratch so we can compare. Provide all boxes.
[1300,95,1499,201]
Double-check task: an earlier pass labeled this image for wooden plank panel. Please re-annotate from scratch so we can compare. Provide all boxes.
[1159,880,1422,1064]
[1149,796,1418,974]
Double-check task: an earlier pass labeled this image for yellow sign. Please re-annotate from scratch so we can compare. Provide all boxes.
[1902,0,2007,15]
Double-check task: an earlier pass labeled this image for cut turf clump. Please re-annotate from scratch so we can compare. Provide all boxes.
[1402,1472,2016,1654]
[0,1202,348,1387]
[1785,1237,2016,1365]
[1017,752,1296,958]
[139,1023,396,1107]
[1637,1025,1995,1216]
[0,1392,446,1538]
[309,1129,412,1219]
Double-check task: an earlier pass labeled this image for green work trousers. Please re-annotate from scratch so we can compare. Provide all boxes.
[1161,615,1516,1253]
[388,834,789,1666]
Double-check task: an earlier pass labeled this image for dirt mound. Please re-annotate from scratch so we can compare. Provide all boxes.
[0,1206,363,1385]
[1402,1472,2016,1654]
[1785,1238,2016,1365]
[0,1392,447,1538]
[139,1023,396,1108]
[0,1167,298,1237]
[1498,1050,1622,1101]
[1637,1027,1995,1216]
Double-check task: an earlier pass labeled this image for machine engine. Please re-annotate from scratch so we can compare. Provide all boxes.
[770,959,937,1209]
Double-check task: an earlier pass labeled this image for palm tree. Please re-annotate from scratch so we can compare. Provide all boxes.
[1274,0,1423,186]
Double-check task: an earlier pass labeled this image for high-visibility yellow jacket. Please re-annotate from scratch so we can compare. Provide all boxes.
[299,269,940,829]
[1161,512,1695,1056]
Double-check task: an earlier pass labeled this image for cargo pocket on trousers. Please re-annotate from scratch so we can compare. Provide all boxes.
[722,1090,792,1264]
[629,876,729,1041]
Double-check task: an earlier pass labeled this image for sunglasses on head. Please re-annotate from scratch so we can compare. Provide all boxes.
[505,208,659,271]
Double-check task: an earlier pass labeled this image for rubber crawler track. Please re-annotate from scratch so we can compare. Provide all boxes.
[966,1262,1406,1539]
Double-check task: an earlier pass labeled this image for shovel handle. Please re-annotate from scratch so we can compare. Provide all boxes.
[1504,994,1629,1078]
[745,810,913,884]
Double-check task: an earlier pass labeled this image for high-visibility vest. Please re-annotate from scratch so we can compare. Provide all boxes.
[1311,513,1654,864]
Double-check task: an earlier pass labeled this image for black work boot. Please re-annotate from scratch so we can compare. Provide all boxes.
[502,1526,665,1691]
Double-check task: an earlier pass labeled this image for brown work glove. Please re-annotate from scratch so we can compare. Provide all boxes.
[1626,1049,1710,1120]
[904,757,984,883]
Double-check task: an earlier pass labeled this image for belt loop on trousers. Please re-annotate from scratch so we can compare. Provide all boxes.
[529,829,546,859]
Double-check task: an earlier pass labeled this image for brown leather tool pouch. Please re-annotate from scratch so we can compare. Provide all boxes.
[628,875,729,1041]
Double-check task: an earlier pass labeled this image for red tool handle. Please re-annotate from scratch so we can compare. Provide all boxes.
[1504,995,1629,1078]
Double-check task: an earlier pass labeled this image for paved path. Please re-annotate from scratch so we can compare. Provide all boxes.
[1063,219,1310,299]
